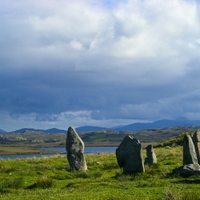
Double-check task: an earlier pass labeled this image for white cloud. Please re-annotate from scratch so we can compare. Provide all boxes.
[70,40,84,50]
[3,0,200,68]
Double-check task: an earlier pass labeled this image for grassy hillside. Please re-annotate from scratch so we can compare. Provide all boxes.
[0,146,200,199]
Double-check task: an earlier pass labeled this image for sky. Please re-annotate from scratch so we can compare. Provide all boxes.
[1,0,200,131]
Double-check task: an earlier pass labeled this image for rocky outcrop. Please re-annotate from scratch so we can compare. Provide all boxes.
[173,164,200,177]
[144,145,157,165]
[116,135,145,174]
[66,126,87,172]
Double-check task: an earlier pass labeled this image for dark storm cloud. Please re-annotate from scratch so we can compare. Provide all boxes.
[1,0,200,131]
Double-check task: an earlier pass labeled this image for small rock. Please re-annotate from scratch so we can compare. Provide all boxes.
[173,164,200,177]
[144,145,157,165]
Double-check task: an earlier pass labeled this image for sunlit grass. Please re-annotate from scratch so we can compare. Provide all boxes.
[0,146,200,199]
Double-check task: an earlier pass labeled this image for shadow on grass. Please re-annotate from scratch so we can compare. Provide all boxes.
[0,178,23,193]
[26,176,55,189]
[113,171,144,182]
[173,179,200,184]
[65,182,75,188]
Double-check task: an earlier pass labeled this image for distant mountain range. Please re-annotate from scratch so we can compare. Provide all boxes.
[114,119,200,131]
[76,119,200,132]
[1,118,200,134]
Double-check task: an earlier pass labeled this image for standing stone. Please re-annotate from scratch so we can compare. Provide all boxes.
[116,135,145,174]
[183,134,198,165]
[172,134,200,177]
[192,129,200,164]
[66,126,87,172]
[144,145,157,165]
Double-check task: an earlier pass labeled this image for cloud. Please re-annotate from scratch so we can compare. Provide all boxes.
[1,0,200,131]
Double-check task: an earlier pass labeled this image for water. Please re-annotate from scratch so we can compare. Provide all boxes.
[0,146,117,160]
[41,146,117,154]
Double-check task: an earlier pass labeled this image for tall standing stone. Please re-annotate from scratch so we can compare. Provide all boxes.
[144,145,157,165]
[192,129,200,164]
[66,126,87,172]
[183,134,198,165]
[116,135,145,174]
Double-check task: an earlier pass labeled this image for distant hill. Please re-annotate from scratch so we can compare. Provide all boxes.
[74,119,200,132]
[44,128,66,134]
[3,118,200,134]
[0,129,6,133]
[11,128,39,133]
[10,128,66,134]
[2,126,199,148]
[76,126,108,132]
[113,119,200,131]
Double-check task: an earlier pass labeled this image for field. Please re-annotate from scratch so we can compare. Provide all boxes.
[0,146,200,200]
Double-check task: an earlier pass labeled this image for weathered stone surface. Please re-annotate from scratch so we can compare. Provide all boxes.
[173,164,200,177]
[192,129,200,164]
[116,135,145,174]
[183,134,198,165]
[66,126,87,172]
[144,145,157,165]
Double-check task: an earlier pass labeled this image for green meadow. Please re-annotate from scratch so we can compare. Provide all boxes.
[0,146,200,200]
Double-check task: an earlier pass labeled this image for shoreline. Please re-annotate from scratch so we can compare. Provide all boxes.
[0,146,117,158]
[0,142,156,156]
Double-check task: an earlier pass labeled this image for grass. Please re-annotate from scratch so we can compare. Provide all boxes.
[0,147,200,199]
